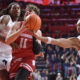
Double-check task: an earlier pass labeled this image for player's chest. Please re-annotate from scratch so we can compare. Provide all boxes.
[16,32,33,48]
[18,31,33,42]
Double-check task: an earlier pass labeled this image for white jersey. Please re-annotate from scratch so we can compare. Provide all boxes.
[0,15,12,57]
[0,15,13,71]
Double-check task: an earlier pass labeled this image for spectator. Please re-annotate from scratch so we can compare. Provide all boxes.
[32,69,41,80]
[56,73,63,80]
[70,73,76,80]
[77,72,80,80]
[64,57,70,79]
[70,58,77,77]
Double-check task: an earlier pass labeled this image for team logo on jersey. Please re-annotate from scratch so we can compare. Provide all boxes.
[20,33,32,39]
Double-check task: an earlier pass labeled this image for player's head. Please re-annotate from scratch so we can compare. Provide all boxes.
[77,19,80,33]
[8,2,21,18]
[24,4,40,17]
[0,2,21,21]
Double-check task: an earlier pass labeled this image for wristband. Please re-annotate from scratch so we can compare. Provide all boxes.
[47,37,52,44]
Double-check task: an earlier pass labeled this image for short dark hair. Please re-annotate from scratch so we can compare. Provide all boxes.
[25,4,40,15]
[0,2,21,16]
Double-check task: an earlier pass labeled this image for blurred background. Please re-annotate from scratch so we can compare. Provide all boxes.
[0,0,80,80]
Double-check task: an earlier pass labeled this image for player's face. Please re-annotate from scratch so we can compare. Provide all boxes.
[9,4,21,17]
[77,24,80,33]
[24,10,35,17]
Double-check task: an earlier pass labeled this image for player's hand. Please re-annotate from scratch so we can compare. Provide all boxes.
[36,52,44,58]
[29,30,40,40]
[20,20,29,33]
[32,31,39,39]
[23,12,35,29]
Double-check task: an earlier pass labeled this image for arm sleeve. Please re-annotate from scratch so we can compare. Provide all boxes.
[33,37,43,55]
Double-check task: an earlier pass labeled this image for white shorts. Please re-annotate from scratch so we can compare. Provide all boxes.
[0,55,12,72]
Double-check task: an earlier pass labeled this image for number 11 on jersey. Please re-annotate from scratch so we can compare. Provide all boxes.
[20,38,28,48]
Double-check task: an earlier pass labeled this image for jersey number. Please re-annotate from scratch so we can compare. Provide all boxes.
[20,38,28,48]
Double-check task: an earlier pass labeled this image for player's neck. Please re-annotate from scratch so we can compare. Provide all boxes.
[13,18,18,22]
[11,16,19,22]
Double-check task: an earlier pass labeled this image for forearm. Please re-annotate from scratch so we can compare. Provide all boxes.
[34,35,59,45]
[35,35,49,44]
[6,28,25,44]
[36,35,73,48]
[51,38,73,48]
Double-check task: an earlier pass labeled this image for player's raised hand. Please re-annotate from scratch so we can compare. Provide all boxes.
[23,12,34,28]
[29,30,40,39]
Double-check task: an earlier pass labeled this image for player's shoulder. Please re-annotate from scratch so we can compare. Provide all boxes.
[0,15,10,17]
[0,15,12,24]
[0,15,11,20]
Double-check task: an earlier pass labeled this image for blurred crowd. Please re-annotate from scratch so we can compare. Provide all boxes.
[33,30,80,80]
[33,44,80,80]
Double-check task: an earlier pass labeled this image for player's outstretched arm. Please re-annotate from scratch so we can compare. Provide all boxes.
[33,32,80,50]
[50,37,80,49]
[34,35,73,48]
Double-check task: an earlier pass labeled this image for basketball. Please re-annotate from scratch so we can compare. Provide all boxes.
[25,13,41,31]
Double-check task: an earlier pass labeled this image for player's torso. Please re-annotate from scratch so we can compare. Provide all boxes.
[13,29,35,58]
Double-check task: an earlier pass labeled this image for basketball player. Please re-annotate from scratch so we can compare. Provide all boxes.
[0,2,21,50]
[8,4,43,80]
[0,2,21,80]
[33,19,80,51]
[0,15,13,80]
[0,2,21,22]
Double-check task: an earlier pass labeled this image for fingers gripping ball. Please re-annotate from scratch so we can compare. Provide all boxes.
[25,13,41,31]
